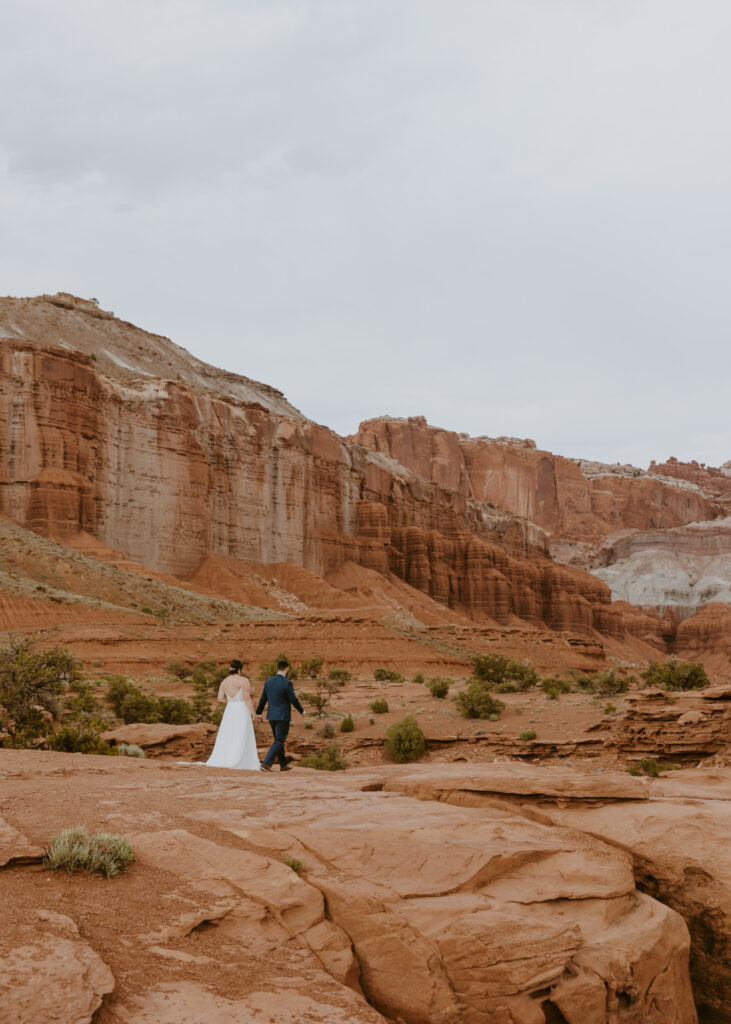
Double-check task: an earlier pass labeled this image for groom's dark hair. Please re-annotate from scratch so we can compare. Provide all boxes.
[276,659,289,672]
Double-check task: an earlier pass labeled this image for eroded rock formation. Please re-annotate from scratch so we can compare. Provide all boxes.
[0,749,707,1024]
[0,296,659,638]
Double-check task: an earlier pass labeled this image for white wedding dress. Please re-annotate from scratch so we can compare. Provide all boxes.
[206,686,260,771]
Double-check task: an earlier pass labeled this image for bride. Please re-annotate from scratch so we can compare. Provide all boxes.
[206,660,260,771]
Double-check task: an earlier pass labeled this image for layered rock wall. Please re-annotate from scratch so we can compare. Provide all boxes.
[1,338,643,633]
[353,416,724,545]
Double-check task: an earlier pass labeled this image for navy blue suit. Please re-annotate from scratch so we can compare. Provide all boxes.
[256,673,304,768]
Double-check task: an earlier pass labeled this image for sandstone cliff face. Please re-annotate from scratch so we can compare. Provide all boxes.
[0,308,640,635]
[0,295,721,643]
[353,416,724,546]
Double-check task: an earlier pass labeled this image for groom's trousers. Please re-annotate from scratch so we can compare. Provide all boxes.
[263,719,290,768]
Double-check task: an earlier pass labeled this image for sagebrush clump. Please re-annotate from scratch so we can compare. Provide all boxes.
[470,654,538,692]
[641,659,709,691]
[456,680,505,719]
[384,715,426,763]
[426,677,452,699]
[370,699,389,714]
[340,714,354,732]
[44,826,134,878]
[374,668,404,683]
[299,743,348,771]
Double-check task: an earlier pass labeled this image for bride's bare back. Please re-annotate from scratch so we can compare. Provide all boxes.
[217,673,254,715]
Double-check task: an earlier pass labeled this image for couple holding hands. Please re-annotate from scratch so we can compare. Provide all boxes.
[205,659,306,772]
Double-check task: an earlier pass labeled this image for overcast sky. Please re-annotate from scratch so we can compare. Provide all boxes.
[2,0,729,467]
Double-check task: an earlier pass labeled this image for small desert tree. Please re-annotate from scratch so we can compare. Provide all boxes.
[0,637,83,747]
[302,681,337,718]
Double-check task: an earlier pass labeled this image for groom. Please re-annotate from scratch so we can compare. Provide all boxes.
[256,659,305,772]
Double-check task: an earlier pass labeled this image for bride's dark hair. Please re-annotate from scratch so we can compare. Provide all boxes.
[229,659,244,674]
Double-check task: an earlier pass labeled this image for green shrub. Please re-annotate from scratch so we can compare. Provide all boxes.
[540,677,572,700]
[413,672,425,685]
[575,670,631,697]
[300,657,323,679]
[456,680,505,719]
[641,659,709,691]
[627,757,681,778]
[327,669,352,686]
[427,677,451,699]
[104,677,137,717]
[0,637,83,747]
[470,655,538,691]
[519,730,537,741]
[191,675,213,722]
[340,714,354,732]
[193,659,218,674]
[47,725,113,755]
[44,826,134,878]
[384,715,426,763]
[157,697,195,725]
[165,660,190,679]
[370,699,389,714]
[118,689,159,725]
[374,668,404,683]
[116,743,144,758]
[63,680,101,721]
[299,743,348,771]
[604,702,617,715]
[139,606,154,616]
[282,855,304,872]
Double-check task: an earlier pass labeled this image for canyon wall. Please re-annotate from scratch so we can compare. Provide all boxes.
[353,416,725,546]
[0,326,653,638]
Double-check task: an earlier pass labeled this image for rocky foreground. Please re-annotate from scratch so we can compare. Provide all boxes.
[1,751,729,1023]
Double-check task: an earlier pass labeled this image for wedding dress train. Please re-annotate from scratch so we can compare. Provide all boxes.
[206,688,260,770]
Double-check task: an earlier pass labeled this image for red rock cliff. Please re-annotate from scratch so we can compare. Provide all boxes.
[353,416,725,545]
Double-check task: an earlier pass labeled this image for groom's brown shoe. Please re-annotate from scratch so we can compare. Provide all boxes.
[260,763,273,772]
[280,765,291,772]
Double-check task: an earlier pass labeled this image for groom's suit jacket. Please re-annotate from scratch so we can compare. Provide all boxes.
[256,673,304,722]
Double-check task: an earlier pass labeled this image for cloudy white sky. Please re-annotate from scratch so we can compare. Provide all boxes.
[2,0,729,467]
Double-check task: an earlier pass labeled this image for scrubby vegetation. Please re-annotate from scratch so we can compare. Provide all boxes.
[627,757,681,778]
[373,668,404,683]
[104,678,201,725]
[369,699,389,714]
[384,715,426,763]
[574,669,632,697]
[299,743,348,771]
[282,855,304,872]
[0,637,83,747]
[470,654,538,692]
[456,679,506,719]
[540,677,573,700]
[302,680,338,717]
[327,668,352,686]
[47,725,114,755]
[44,826,134,878]
[318,721,335,739]
[340,714,354,732]
[116,743,144,758]
[300,656,324,679]
[426,677,452,699]
[519,730,537,741]
[413,672,425,685]
[641,659,709,691]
